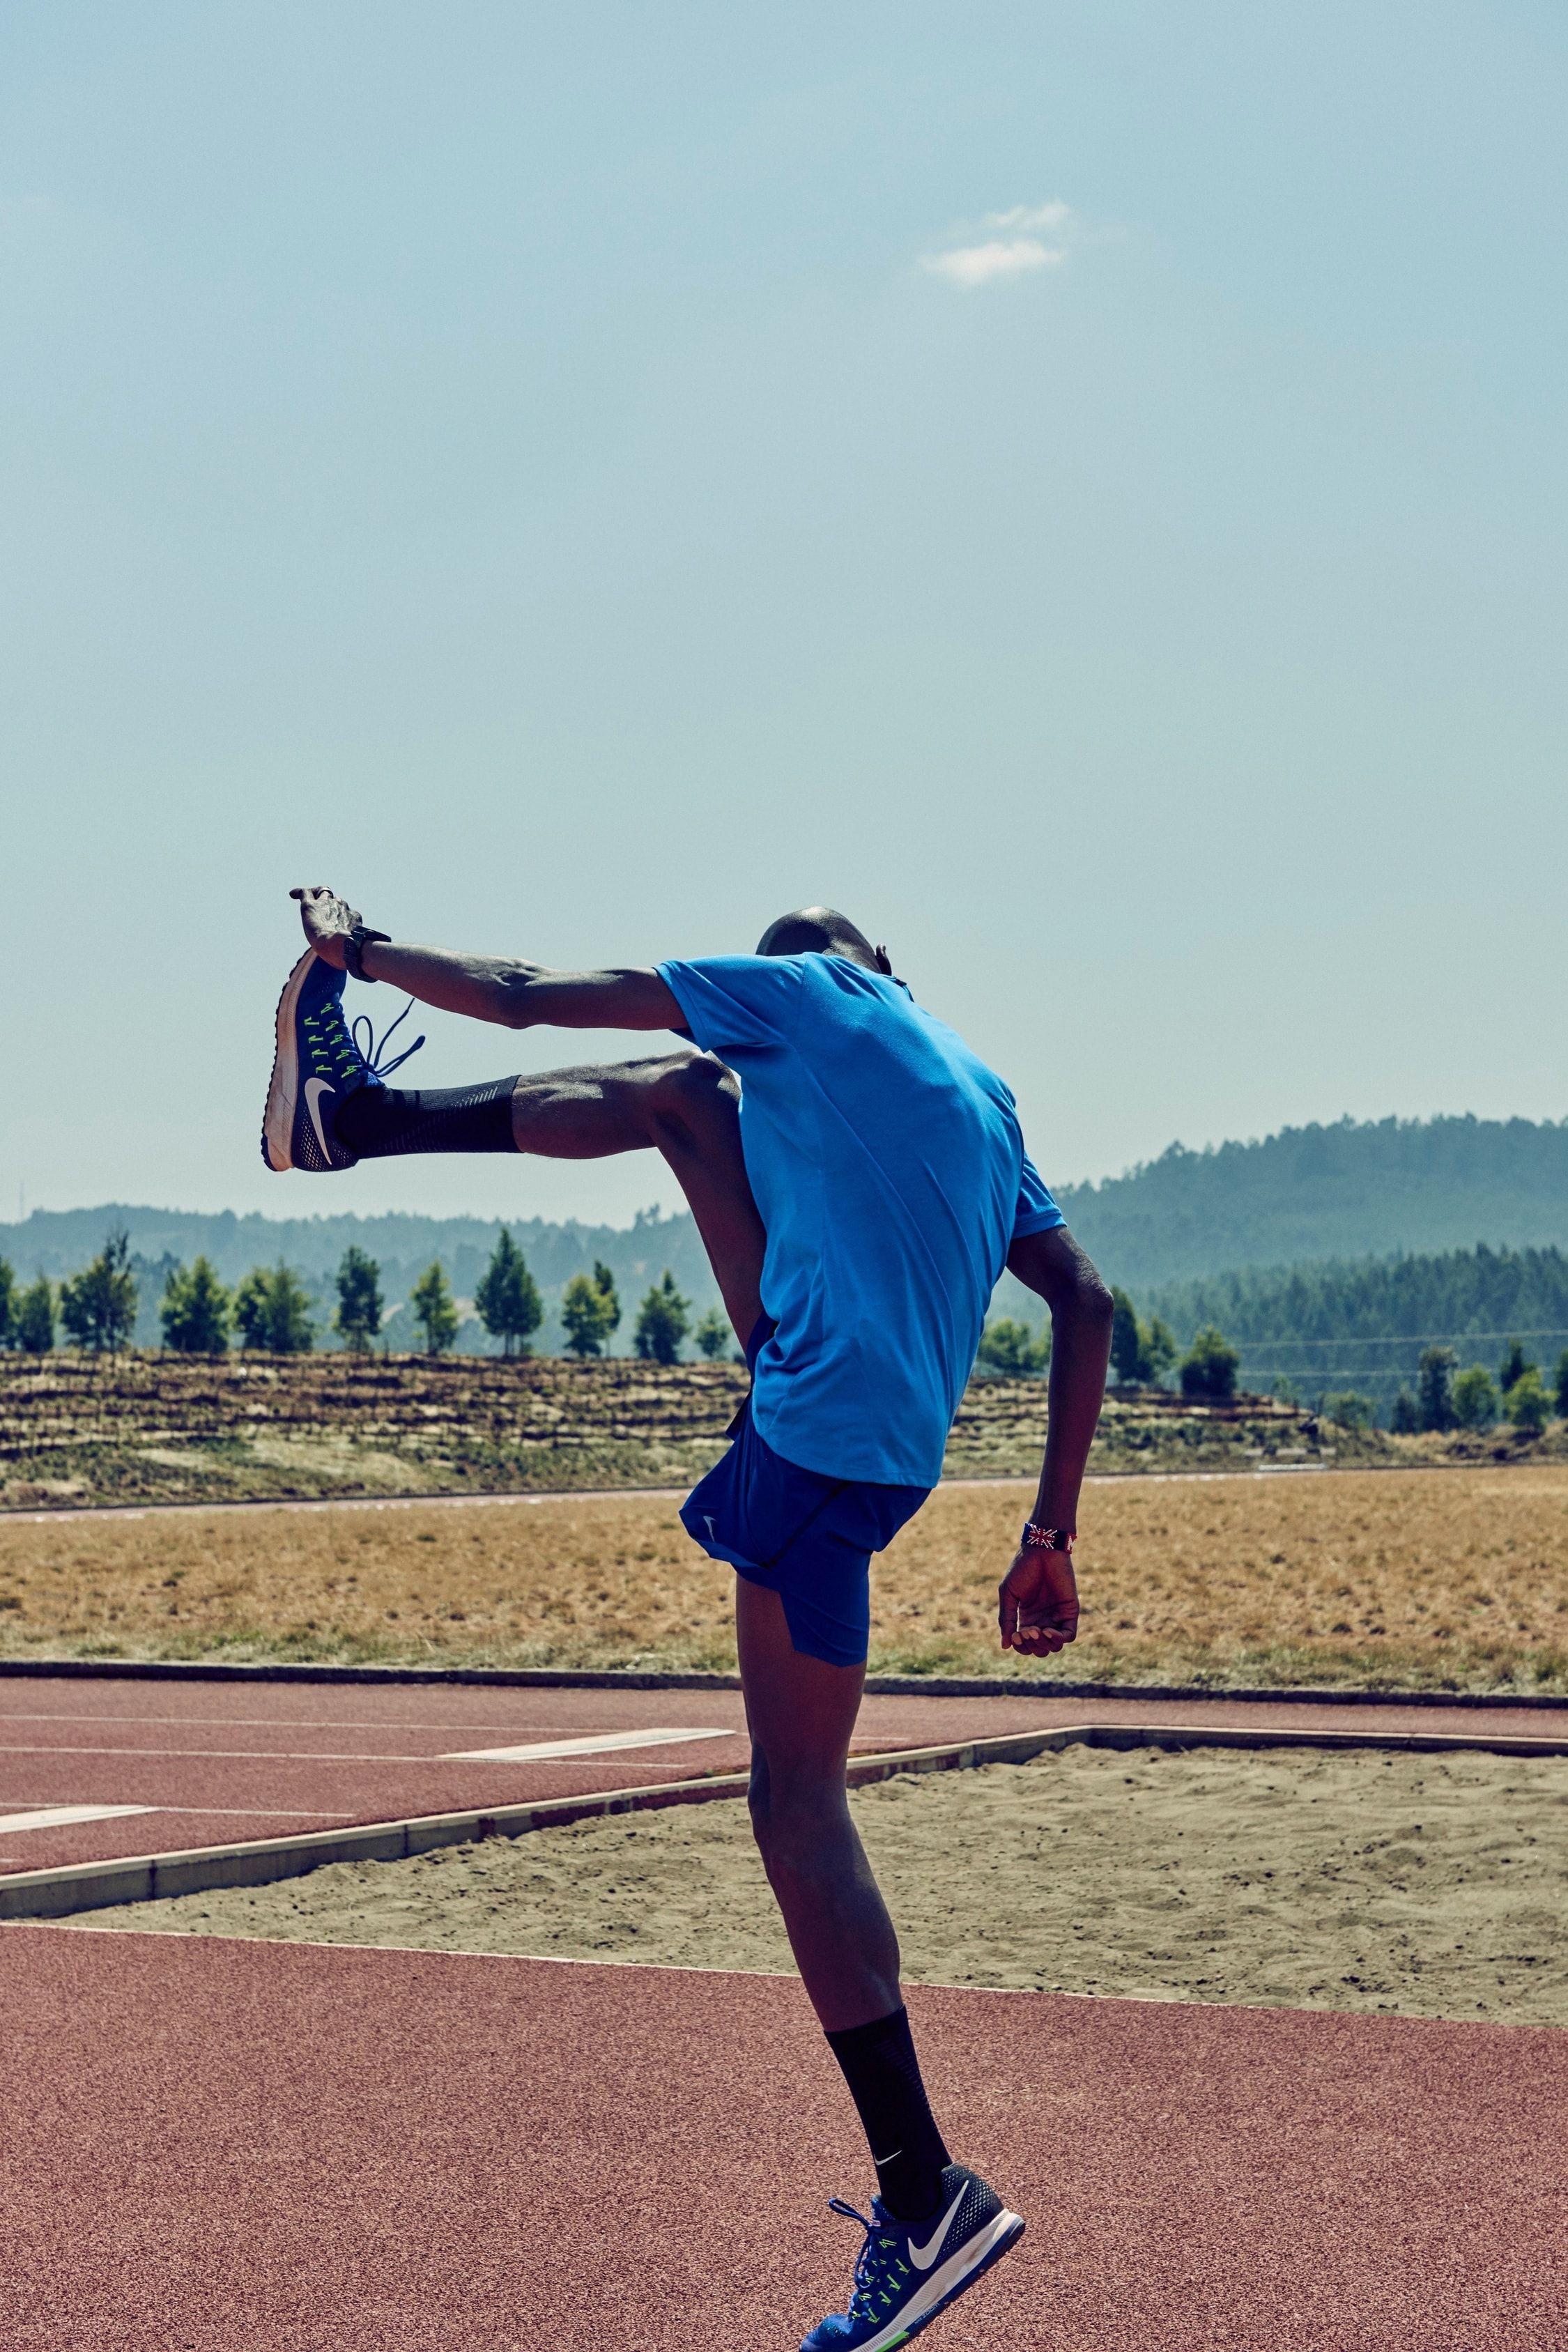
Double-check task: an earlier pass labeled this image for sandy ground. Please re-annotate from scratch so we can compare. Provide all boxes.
[77,1743,1568,2025]
[6,1461,1567,1688]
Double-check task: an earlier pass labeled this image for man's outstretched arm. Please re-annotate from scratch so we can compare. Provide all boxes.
[291,887,684,1032]
[996,1226,1114,1661]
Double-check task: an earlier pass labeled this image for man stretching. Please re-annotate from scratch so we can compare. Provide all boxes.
[265,889,1113,2352]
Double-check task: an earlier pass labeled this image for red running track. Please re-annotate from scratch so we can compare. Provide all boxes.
[3,1673,1565,1877]
[0,1678,1079,1875]
[5,1923,1565,2350]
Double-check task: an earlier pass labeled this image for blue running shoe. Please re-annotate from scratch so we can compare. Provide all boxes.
[801,2164,1024,2351]
[261,951,423,1172]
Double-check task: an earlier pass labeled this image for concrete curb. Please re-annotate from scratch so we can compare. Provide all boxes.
[0,1654,1563,1709]
[7,1718,1568,1925]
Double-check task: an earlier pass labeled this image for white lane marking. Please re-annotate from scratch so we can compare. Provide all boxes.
[0,1734,742,1765]
[0,1711,744,1735]
[1,1801,353,1820]
[0,1804,154,1836]
[440,1727,737,1763]
[1,1744,518,1762]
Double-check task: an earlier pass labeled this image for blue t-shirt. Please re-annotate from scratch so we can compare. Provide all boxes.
[656,953,1063,1486]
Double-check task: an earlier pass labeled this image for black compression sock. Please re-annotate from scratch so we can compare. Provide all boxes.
[824,2005,951,2222]
[335,1079,519,1159]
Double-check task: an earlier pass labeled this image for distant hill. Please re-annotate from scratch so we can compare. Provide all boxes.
[7,1112,1567,1354]
[1051,1114,1568,1289]
[1139,1242,1568,1417]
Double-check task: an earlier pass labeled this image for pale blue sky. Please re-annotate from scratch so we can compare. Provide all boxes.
[4,2,1564,1227]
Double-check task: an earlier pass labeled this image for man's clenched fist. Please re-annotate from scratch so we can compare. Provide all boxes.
[290,886,359,969]
[997,1544,1079,1657]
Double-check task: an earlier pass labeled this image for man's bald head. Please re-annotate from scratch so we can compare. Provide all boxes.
[755,906,890,974]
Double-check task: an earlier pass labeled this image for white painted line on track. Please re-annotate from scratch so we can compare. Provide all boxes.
[440,1726,737,1764]
[0,1709,746,1734]
[0,1735,747,1765]
[0,1804,155,1836]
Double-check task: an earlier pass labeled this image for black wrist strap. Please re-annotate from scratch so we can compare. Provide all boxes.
[345,923,390,983]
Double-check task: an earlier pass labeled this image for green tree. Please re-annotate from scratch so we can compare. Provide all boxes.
[410,1261,459,1355]
[1322,1390,1375,1431]
[1496,1339,1534,1395]
[634,1270,689,1365]
[1390,1388,1419,1434]
[692,1306,732,1361]
[15,1276,54,1355]
[976,1317,1047,1376]
[1556,1349,1568,1420]
[233,1264,315,1353]
[58,1229,138,1353]
[1450,1364,1499,1431]
[592,1261,621,1338]
[1109,1288,1142,1385]
[270,1266,316,1353]
[1140,1316,1176,1386]
[334,1246,383,1353]
[1179,1324,1240,1401]
[160,1257,232,1354]
[233,1269,269,1349]
[0,1256,15,1348]
[1416,1345,1457,1433]
[473,1229,542,1358]
[1503,1367,1551,1438]
[560,1270,618,1359]
[1107,1289,1176,1387]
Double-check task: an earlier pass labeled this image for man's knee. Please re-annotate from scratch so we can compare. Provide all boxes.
[749,1764,845,1877]
[652,1049,739,1119]
[648,1051,741,1155]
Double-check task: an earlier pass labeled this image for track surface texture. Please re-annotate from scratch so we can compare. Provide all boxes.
[6,1923,1565,2351]
[3,1673,1563,1875]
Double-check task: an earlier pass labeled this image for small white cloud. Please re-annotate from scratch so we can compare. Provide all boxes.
[982,201,1070,233]
[920,236,1065,289]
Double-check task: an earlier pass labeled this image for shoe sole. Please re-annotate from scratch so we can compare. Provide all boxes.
[845,2208,1025,2351]
[261,951,314,1172]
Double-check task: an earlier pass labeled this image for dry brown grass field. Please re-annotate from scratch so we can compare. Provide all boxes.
[2,1461,1565,1690]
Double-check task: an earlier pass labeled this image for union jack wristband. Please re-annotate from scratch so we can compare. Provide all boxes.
[1020,1522,1075,1553]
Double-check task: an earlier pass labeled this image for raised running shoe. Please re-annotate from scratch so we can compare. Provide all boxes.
[261,951,422,1173]
[800,2163,1024,2351]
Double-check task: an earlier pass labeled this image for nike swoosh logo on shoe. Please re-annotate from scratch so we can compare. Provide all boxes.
[304,1076,337,1162]
[908,2184,968,2271]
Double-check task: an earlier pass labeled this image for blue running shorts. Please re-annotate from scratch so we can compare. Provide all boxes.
[680,1321,930,1669]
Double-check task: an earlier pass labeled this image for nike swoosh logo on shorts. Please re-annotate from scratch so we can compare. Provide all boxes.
[908,2184,967,2271]
[304,1076,337,1161]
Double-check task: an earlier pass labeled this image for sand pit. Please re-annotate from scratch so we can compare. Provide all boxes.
[75,1743,1568,2025]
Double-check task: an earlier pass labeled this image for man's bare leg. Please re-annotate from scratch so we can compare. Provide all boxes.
[736,1579,953,2221]
[335,1037,952,2213]
[506,1052,766,1343]
[736,1578,900,2029]
[335,1044,767,1339]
